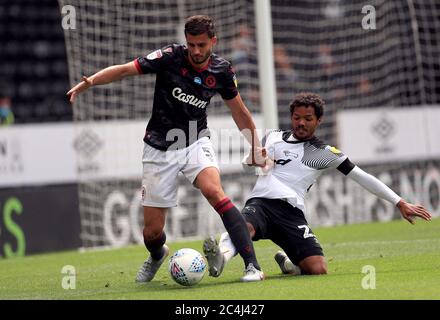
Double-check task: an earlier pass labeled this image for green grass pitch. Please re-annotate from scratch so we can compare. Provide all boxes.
[1,218,439,300]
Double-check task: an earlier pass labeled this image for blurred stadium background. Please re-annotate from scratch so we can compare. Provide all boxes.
[0,0,439,256]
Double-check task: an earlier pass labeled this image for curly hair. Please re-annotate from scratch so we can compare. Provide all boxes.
[184,15,216,38]
[289,92,325,119]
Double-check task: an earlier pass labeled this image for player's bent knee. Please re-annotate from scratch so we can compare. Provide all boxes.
[246,222,256,239]
[299,256,327,275]
[308,263,327,275]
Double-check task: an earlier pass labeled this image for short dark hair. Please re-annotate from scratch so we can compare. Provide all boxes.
[289,92,325,119]
[184,15,216,38]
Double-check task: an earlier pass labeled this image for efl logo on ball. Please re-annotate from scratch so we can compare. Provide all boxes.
[168,248,206,286]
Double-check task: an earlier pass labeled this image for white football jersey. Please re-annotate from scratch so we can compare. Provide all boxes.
[250,130,351,212]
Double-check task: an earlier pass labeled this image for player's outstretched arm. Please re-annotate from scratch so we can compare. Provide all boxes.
[67,61,139,104]
[224,93,267,167]
[346,166,432,224]
[396,199,432,224]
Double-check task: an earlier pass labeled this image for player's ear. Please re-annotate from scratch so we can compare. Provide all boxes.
[211,36,218,46]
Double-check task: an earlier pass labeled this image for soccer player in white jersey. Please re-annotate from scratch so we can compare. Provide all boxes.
[203,92,432,277]
[67,15,265,282]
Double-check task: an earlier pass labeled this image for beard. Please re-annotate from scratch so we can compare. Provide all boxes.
[190,49,212,65]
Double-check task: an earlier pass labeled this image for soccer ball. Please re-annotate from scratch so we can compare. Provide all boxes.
[168,248,207,286]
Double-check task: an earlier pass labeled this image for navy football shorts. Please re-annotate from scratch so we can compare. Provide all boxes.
[242,197,324,265]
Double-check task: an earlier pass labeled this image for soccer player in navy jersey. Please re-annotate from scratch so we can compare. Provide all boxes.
[67,15,265,282]
[203,92,432,277]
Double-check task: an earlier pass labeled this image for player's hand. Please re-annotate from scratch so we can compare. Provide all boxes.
[67,76,93,104]
[245,147,268,168]
[242,148,274,175]
[259,157,274,175]
[396,199,432,224]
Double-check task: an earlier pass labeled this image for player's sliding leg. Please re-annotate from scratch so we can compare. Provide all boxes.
[195,168,263,281]
[204,231,264,282]
[298,256,327,275]
[217,232,264,282]
[136,206,170,283]
[219,231,238,263]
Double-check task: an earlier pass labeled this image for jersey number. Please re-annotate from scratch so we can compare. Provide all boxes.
[298,225,315,239]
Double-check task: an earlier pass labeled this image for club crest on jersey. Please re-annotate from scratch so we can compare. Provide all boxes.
[283,150,299,158]
[205,75,216,88]
[194,77,202,85]
[147,49,163,60]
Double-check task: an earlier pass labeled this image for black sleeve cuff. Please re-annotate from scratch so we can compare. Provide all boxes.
[337,158,355,175]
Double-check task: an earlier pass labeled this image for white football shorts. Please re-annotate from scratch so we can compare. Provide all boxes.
[141,137,219,207]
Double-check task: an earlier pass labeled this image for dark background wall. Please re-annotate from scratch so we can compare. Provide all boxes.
[0,0,72,123]
[0,184,81,257]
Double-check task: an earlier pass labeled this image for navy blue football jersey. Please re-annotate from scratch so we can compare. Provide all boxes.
[135,44,238,150]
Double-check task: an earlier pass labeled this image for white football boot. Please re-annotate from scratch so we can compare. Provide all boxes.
[240,263,265,282]
[135,245,169,282]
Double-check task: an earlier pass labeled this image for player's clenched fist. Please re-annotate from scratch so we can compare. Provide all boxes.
[244,147,272,169]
